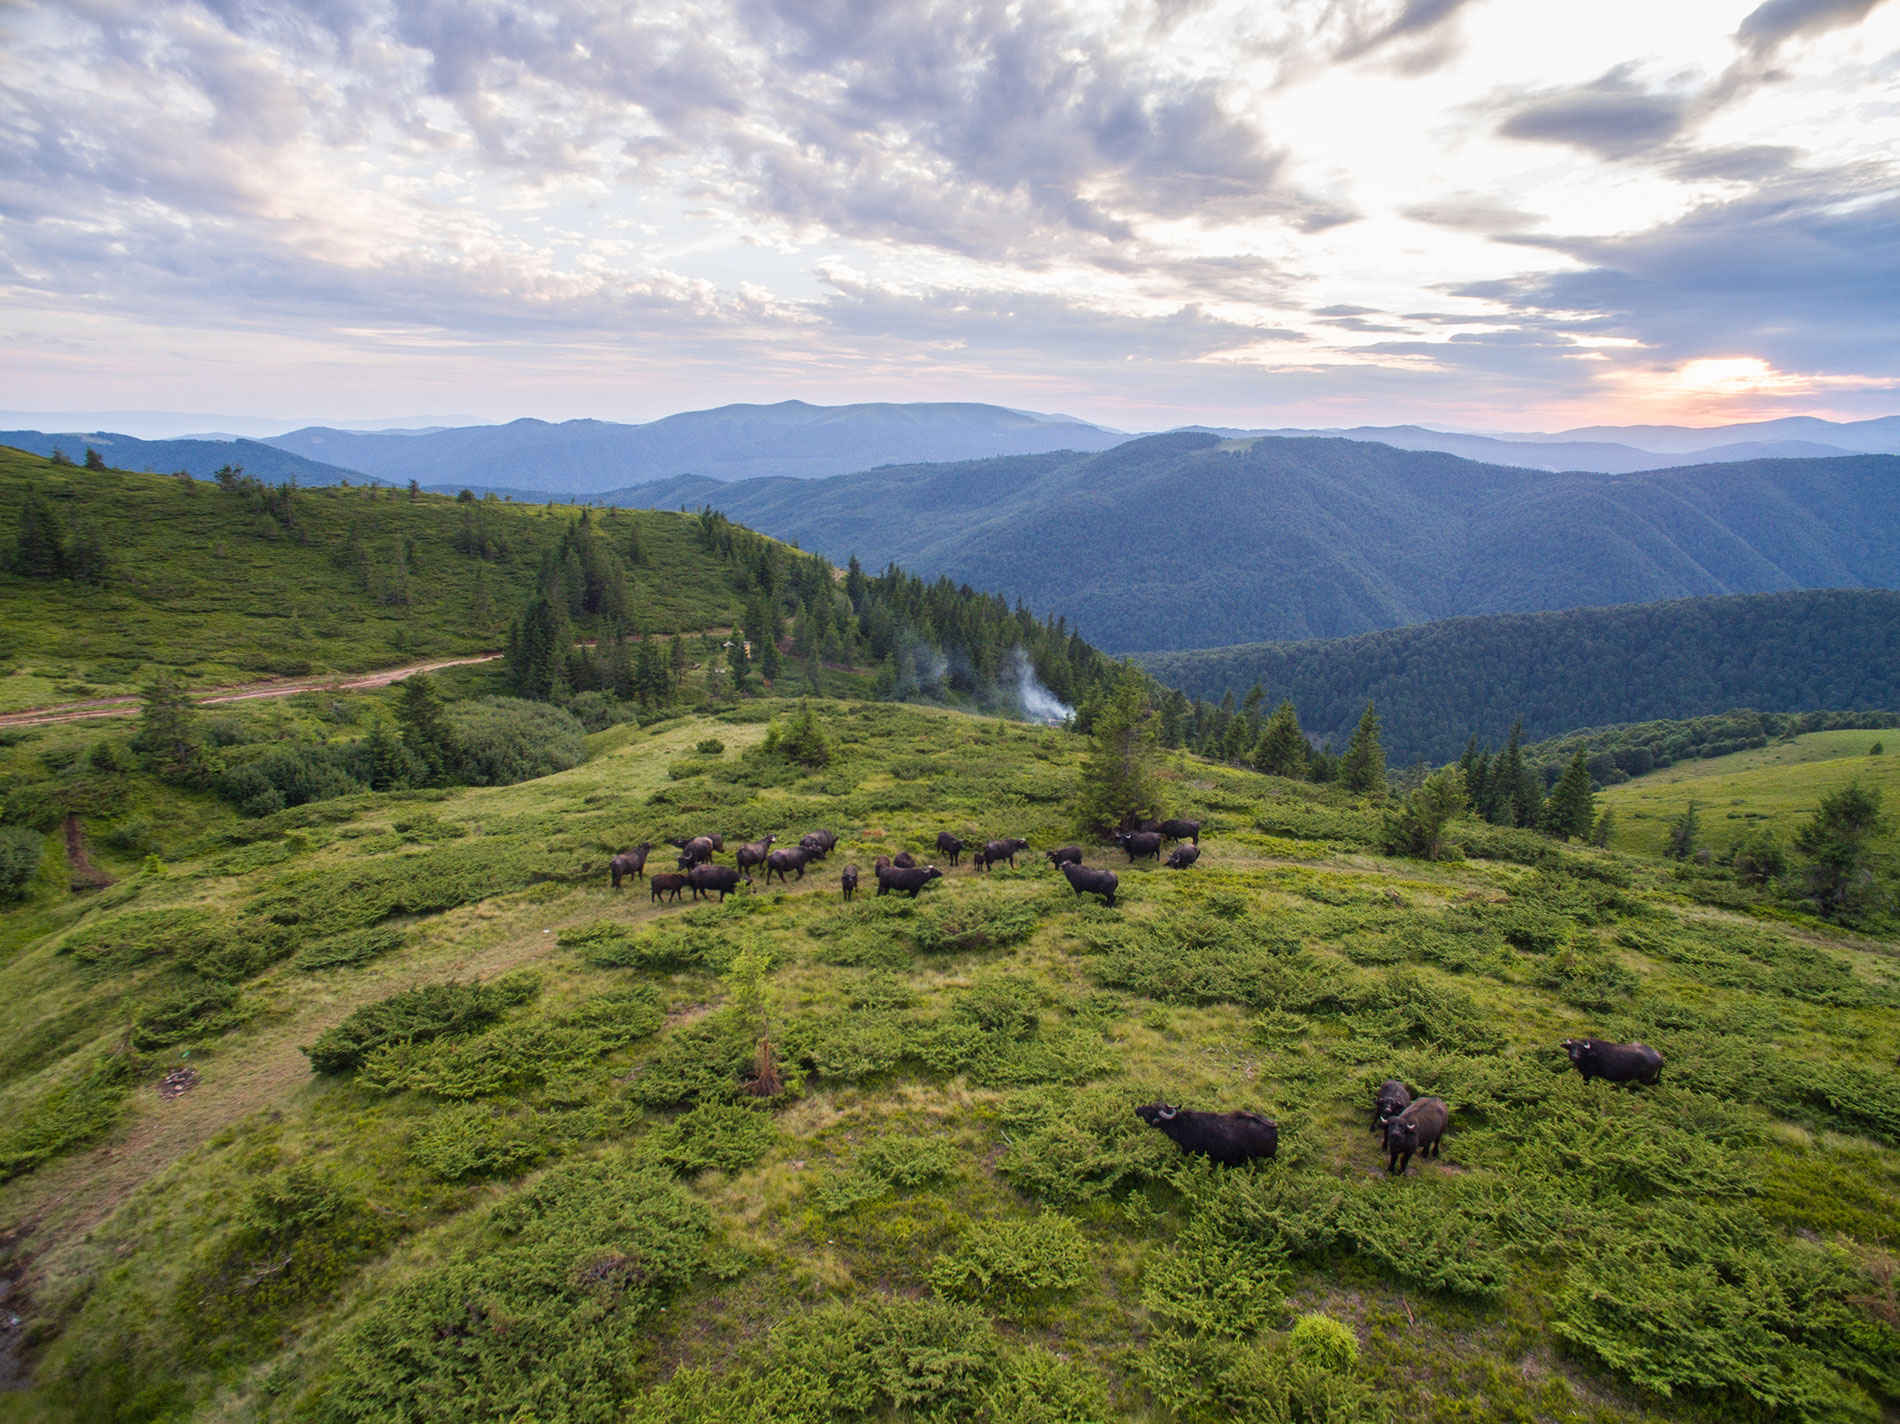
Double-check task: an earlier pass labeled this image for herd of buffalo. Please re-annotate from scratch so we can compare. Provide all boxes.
[605,815,1664,1178]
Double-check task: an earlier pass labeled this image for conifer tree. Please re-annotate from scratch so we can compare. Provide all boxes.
[132,674,206,785]
[1253,700,1308,778]
[395,674,453,783]
[1541,750,1596,841]
[10,491,67,578]
[1792,781,1886,921]
[1340,700,1386,797]
[505,596,569,701]
[1078,665,1161,833]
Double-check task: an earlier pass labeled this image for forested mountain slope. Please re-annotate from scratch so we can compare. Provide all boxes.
[0,431,368,487]
[662,435,1900,651]
[1132,589,1900,765]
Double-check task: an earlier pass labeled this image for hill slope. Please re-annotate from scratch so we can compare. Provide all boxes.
[0,447,748,710]
[0,698,1894,1423]
[670,435,1900,651]
[263,400,1126,491]
[0,432,368,486]
[1131,589,1900,764]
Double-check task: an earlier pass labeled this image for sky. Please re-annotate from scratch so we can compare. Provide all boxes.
[2,0,1897,434]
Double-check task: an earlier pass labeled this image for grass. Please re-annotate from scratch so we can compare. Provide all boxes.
[0,697,1895,1424]
[1598,730,1900,859]
[0,446,749,710]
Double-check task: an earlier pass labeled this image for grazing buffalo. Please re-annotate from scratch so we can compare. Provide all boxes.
[1384,1097,1448,1175]
[936,832,966,866]
[1560,1037,1664,1086]
[1372,1079,1413,1133]
[1046,845,1083,870]
[1164,844,1200,870]
[669,833,724,852]
[892,850,918,868]
[735,835,777,871]
[1135,1103,1278,1165]
[689,864,750,902]
[876,864,943,898]
[649,872,688,904]
[1114,830,1163,862]
[765,847,812,884]
[801,829,838,856]
[976,837,1029,870]
[874,855,893,871]
[841,864,859,901]
[609,843,652,888]
[1157,818,1202,844]
[1061,861,1117,906]
[676,835,717,867]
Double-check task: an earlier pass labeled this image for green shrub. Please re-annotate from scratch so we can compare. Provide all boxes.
[408,1102,548,1181]
[0,1051,137,1182]
[928,1212,1089,1311]
[1142,1209,1289,1338]
[304,973,540,1075]
[1288,1314,1359,1373]
[648,1102,776,1176]
[303,1156,707,1422]
[444,696,587,785]
[0,825,43,901]
[993,1085,1174,1207]
[130,980,243,1049]
[818,1134,962,1215]
[293,926,405,971]
[1554,1203,1895,1421]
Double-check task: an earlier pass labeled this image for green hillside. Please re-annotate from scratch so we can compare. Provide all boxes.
[0,693,1896,1424]
[1132,590,1900,765]
[1598,729,1900,861]
[0,446,746,712]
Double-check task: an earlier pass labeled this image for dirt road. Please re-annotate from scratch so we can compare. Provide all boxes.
[0,653,502,729]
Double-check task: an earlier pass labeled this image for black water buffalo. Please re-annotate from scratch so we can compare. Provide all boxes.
[1157,818,1202,844]
[609,843,652,887]
[1561,1037,1664,1086]
[689,864,750,901]
[892,850,918,868]
[936,832,966,865]
[800,829,838,856]
[876,864,943,898]
[668,833,724,852]
[1164,844,1200,870]
[1115,830,1163,862]
[1384,1096,1448,1174]
[649,872,688,904]
[765,847,812,883]
[841,864,859,901]
[1371,1079,1413,1133]
[1061,861,1117,907]
[976,837,1029,870]
[675,835,717,867]
[1046,845,1083,869]
[874,854,893,870]
[1135,1103,1278,1165]
[735,835,776,871]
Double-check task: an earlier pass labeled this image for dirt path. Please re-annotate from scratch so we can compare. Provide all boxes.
[0,654,503,729]
[62,814,111,891]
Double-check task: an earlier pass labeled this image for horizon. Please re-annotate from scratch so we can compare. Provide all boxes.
[3,1,1897,431]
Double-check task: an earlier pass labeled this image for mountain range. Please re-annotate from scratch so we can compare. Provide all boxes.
[0,431,371,488]
[605,434,1900,652]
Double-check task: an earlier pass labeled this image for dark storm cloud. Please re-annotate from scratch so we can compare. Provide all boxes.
[1496,66,1692,159]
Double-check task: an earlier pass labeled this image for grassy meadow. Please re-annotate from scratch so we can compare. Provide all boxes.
[0,446,746,711]
[1599,730,1900,860]
[0,693,1895,1424]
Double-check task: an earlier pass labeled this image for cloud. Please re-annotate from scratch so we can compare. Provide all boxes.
[1495,67,1692,159]
[1735,0,1890,58]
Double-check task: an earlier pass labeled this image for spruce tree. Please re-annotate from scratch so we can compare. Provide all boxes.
[1792,782,1886,921]
[1253,700,1308,778]
[132,675,206,785]
[1340,701,1386,797]
[1541,750,1596,841]
[395,674,453,783]
[505,595,569,701]
[1078,665,1161,834]
[10,491,67,578]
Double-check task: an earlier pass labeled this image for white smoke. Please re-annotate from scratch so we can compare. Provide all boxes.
[1007,647,1074,725]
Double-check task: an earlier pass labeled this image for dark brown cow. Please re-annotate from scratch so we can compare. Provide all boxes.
[1384,1097,1448,1174]
[936,832,966,865]
[1061,861,1117,907]
[1164,844,1200,870]
[609,843,651,887]
[766,847,812,883]
[1045,845,1083,869]
[1114,830,1163,862]
[736,835,777,871]
[689,864,750,901]
[875,864,942,898]
[649,872,688,904]
[893,850,918,868]
[1135,1103,1278,1164]
[841,864,859,901]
